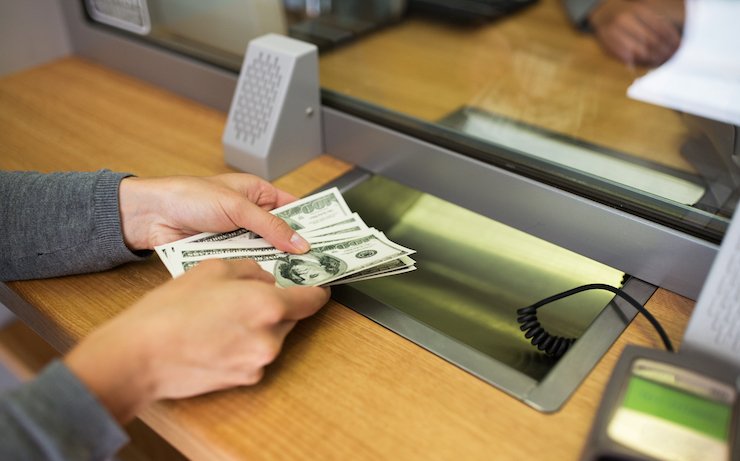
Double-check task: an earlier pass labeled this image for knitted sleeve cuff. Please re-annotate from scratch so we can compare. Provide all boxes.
[0,360,128,460]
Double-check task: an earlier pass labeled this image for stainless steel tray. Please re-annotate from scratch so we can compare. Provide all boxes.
[327,170,655,412]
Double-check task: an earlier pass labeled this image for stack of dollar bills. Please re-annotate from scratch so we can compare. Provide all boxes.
[155,187,416,287]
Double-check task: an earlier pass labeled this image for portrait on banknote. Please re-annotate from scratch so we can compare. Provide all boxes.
[275,252,347,286]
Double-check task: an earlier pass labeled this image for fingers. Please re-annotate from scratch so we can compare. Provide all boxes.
[233,321,300,386]
[272,320,298,343]
[635,5,680,44]
[274,188,298,208]
[277,286,331,321]
[192,260,329,322]
[230,200,310,253]
[598,27,644,64]
[208,174,308,254]
[217,328,287,388]
[598,19,674,66]
[220,296,324,385]
[231,319,303,387]
[187,258,276,284]
[167,173,307,253]
[633,7,681,58]
[645,0,685,24]
[208,173,298,210]
[591,0,682,66]
[94,256,328,406]
[225,259,276,283]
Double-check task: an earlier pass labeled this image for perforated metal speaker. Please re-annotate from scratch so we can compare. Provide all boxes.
[223,34,323,180]
[85,0,151,35]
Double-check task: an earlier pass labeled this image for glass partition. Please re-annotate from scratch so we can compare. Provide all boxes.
[81,0,738,242]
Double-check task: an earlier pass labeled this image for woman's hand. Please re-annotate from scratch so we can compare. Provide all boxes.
[589,0,683,66]
[118,173,310,254]
[64,259,330,423]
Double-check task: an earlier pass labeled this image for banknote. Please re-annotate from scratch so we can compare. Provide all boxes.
[173,232,415,284]
[326,256,416,285]
[154,228,253,274]
[155,188,354,268]
[155,187,416,286]
[174,231,415,287]
[169,230,412,282]
[300,213,368,238]
[272,187,353,230]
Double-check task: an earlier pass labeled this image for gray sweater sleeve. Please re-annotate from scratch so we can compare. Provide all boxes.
[0,170,149,458]
[0,361,128,460]
[0,170,151,281]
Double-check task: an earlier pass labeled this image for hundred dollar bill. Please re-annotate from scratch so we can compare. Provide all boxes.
[155,187,417,285]
[160,230,370,278]
[327,266,416,286]
[169,229,371,262]
[171,230,410,281]
[157,212,364,264]
[175,231,415,286]
[301,213,366,233]
[155,188,354,272]
[209,199,361,241]
[301,215,368,239]
[326,256,416,285]
[271,187,352,230]
[156,188,352,253]
[154,228,253,274]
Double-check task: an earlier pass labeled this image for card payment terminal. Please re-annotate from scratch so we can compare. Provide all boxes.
[580,346,739,461]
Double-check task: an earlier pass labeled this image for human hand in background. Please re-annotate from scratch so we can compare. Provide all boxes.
[64,258,330,423]
[118,173,310,254]
[588,0,684,66]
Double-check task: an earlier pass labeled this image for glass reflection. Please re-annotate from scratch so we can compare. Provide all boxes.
[82,0,738,239]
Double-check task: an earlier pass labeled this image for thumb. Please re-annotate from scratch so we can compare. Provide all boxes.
[277,286,331,320]
[231,199,310,254]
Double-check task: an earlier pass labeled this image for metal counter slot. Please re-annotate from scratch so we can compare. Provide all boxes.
[328,173,653,411]
[438,106,706,206]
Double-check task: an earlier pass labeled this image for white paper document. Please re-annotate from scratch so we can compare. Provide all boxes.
[681,207,740,368]
[627,0,740,126]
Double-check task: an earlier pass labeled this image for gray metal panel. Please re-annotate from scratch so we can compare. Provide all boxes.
[60,1,236,111]
[0,0,71,77]
[323,107,718,300]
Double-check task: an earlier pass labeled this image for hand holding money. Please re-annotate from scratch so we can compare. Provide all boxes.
[119,173,309,253]
[156,187,417,287]
[65,258,329,423]
[60,174,337,426]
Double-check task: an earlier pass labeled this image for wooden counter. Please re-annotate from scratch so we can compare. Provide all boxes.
[0,57,695,461]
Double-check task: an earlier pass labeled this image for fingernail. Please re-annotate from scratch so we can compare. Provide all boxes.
[290,233,310,253]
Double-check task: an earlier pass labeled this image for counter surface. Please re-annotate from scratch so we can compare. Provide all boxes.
[0,57,695,461]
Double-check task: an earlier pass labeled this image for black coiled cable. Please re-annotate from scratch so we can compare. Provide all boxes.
[516,283,674,360]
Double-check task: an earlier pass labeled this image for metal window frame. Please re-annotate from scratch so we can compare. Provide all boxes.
[61,1,717,300]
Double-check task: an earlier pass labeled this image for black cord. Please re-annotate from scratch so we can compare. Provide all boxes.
[516,283,674,359]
